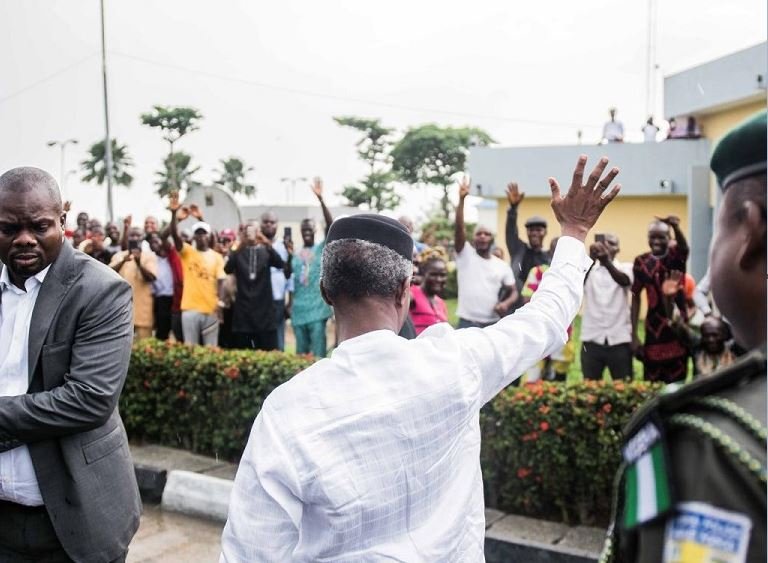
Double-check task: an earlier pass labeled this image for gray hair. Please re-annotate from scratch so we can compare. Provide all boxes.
[321,239,412,301]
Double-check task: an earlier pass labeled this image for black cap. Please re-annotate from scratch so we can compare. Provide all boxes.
[711,110,767,191]
[525,215,548,228]
[326,214,414,260]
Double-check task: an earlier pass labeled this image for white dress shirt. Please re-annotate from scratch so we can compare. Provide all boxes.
[0,264,50,506]
[581,259,634,346]
[221,236,591,562]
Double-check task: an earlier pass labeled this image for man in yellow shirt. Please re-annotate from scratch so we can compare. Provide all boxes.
[170,204,226,346]
[110,226,158,339]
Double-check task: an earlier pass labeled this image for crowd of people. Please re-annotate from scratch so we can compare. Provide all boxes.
[66,173,736,383]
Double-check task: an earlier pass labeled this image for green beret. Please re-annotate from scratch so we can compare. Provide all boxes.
[710,110,767,191]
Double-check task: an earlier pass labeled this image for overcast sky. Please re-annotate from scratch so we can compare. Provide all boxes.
[1,0,765,226]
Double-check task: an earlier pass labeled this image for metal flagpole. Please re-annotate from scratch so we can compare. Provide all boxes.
[100,0,114,222]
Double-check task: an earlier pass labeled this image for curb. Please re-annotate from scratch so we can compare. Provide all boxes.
[161,470,233,523]
[132,459,602,561]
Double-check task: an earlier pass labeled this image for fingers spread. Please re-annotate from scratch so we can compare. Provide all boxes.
[600,184,621,207]
[586,157,609,190]
[597,167,620,193]
[571,155,587,190]
[548,177,561,201]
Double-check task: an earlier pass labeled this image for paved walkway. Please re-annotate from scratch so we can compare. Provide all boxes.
[128,504,223,563]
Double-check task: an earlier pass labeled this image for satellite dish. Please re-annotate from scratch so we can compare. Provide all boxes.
[180,185,243,233]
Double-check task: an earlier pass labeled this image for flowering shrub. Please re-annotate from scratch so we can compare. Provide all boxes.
[122,340,660,524]
[121,339,313,460]
[480,379,661,525]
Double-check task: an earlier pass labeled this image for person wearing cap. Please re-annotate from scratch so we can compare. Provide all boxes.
[504,181,550,310]
[169,197,227,346]
[600,110,766,563]
[220,155,621,561]
[218,228,237,260]
[454,177,518,328]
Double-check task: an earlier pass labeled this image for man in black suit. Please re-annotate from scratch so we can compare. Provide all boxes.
[0,167,140,562]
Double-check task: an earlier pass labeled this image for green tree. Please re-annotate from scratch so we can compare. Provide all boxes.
[141,105,203,193]
[391,124,494,218]
[155,151,200,197]
[334,116,400,211]
[214,157,256,197]
[80,139,134,189]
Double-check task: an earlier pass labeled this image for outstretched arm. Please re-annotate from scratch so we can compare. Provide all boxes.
[168,192,190,252]
[504,182,526,261]
[310,178,333,235]
[656,215,688,257]
[454,177,470,254]
[463,155,621,404]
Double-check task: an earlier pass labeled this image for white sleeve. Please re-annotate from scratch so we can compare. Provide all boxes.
[458,236,592,405]
[220,405,303,562]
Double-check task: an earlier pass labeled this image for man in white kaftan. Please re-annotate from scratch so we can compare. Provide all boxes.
[221,156,621,562]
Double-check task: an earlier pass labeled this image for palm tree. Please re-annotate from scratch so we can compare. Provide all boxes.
[213,157,256,197]
[81,139,134,188]
[155,151,200,197]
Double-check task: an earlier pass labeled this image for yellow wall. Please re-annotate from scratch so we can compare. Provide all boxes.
[495,195,689,266]
[698,99,767,205]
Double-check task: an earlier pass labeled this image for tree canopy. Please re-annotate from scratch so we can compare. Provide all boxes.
[391,124,494,218]
[214,157,256,198]
[140,105,203,148]
[80,139,134,188]
[334,115,400,211]
[155,151,200,197]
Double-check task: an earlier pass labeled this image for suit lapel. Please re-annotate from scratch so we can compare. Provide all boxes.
[28,243,76,383]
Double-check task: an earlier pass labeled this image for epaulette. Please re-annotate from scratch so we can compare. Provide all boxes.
[623,348,766,438]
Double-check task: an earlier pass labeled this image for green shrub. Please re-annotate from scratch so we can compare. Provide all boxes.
[122,340,661,525]
[481,379,661,525]
[122,339,312,460]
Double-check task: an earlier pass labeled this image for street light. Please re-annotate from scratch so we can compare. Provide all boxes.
[47,138,79,198]
[280,176,308,204]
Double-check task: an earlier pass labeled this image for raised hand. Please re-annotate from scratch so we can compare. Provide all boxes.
[176,206,190,222]
[661,269,683,297]
[548,155,620,241]
[506,182,524,206]
[310,177,323,200]
[123,214,132,228]
[589,241,609,262]
[458,176,471,200]
[189,204,203,220]
[63,200,72,213]
[655,215,680,228]
[167,191,181,212]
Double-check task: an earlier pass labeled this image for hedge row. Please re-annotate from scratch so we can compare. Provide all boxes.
[121,339,661,524]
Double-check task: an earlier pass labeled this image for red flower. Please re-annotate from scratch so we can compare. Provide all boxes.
[538,405,550,415]
[224,367,240,380]
[540,421,550,431]
[517,467,532,479]
[177,389,187,399]
[143,380,150,389]
[602,403,612,413]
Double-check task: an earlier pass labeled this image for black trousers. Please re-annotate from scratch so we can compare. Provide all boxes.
[153,295,181,341]
[233,330,278,351]
[0,500,127,562]
[581,341,633,380]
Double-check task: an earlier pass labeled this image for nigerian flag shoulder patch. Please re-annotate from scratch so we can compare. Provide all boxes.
[622,420,674,529]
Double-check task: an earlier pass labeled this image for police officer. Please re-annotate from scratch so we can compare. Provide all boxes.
[601,110,766,563]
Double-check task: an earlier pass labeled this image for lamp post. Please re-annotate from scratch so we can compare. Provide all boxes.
[280,176,308,204]
[46,138,79,199]
[100,0,114,222]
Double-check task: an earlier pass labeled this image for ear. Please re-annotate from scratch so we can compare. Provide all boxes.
[738,200,766,271]
[320,281,333,306]
[394,277,410,310]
